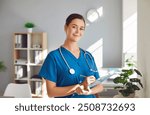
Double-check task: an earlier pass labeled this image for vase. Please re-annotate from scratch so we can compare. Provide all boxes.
[113,92,135,98]
[27,28,33,33]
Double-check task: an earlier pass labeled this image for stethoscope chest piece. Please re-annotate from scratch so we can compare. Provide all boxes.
[69,68,75,75]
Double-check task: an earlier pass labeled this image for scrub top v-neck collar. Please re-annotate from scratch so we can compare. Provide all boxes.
[60,46,82,61]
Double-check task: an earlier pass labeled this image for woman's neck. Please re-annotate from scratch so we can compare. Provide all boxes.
[63,40,79,52]
[62,40,80,58]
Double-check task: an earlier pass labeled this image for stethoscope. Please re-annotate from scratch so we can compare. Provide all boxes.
[59,47,98,75]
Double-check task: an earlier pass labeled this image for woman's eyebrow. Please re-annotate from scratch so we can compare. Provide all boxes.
[71,24,85,28]
[71,24,78,26]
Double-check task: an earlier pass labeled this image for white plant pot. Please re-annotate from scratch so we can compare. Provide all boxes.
[113,92,135,98]
[27,28,33,33]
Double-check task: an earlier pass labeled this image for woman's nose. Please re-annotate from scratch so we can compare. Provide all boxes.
[75,28,80,33]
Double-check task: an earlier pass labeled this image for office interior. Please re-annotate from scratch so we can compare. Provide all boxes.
[0,0,149,98]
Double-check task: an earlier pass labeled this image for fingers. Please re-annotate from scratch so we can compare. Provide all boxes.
[80,76,96,92]
[90,76,96,83]
[75,86,84,95]
[86,76,96,84]
[75,85,91,95]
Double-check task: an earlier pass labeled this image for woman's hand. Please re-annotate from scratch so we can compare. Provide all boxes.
[75,85,91,95]
[74,76,96,95]
[81,76,96,91]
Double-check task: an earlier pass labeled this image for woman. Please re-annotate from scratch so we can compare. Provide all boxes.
[39,13,103,98]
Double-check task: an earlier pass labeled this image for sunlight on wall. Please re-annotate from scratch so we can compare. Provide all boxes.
[85,6,104,68]
[123,12,137,66]
[86,38,103,68]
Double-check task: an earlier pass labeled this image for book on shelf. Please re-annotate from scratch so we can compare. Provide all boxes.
[35,81,42,96]
[34,51,42,64]
[15,66,26,79]
[15,34,27,48]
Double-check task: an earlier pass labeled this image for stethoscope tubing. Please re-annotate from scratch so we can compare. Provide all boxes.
[84,52,98,73]
[59,47,97,74]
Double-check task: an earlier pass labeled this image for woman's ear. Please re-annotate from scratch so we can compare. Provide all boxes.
[64,25,67,32]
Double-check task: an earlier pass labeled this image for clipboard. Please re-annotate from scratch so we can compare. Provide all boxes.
[89,72,116,88]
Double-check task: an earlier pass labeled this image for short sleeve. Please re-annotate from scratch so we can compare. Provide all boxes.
[92,58,100,79]
[38,53,57,83]
[87,51,100,79]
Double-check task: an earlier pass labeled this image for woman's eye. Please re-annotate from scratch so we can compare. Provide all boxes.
[72,25,76,28]
[80,28,85,31]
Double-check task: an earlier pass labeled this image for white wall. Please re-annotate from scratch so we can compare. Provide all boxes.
[122,0,137,66]
[138,0,150,97]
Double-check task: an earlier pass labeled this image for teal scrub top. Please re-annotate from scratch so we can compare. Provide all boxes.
[39,47,100,98]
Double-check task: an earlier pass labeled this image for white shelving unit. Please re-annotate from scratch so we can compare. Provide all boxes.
[13,32,47,97]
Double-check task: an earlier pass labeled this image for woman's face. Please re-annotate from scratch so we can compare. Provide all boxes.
[65,19,85,42]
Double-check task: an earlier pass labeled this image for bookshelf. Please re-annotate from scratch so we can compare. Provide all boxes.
[13,32,47,97]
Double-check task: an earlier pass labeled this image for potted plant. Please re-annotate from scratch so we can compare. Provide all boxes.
[113,56,143,97]
[24,22,35,33]
[0,61,6,72]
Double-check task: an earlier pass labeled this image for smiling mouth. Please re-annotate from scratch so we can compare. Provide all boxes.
[73,34,80,37]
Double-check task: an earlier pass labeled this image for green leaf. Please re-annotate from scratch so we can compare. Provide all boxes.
[122,69,133,76]
[132,85,140,90]
[119,90,131,97]
[24,22,35,28]
[130,78,143,88]
[0,61,6,72]
[139,81,143,88]
[130,78,140,82]
[113,77,127,84]
[134,69,142,77]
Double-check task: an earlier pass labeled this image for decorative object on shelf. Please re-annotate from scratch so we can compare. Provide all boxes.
[32,44,41,48]
[0,61,6,72]
[113,56,143,97]
[24,22,35,33]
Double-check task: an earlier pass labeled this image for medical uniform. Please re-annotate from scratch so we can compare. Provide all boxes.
[39,46,100,98]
